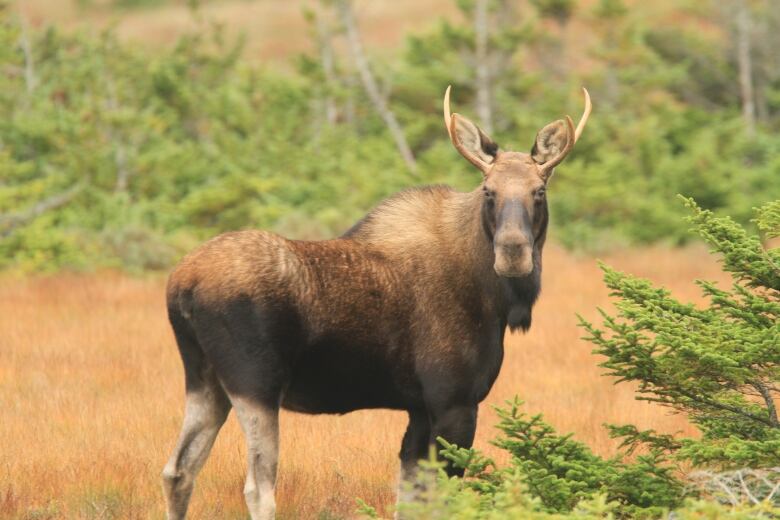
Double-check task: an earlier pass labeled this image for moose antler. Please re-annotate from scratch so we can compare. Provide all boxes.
[443,85,493,172]
[443,85,454,141]
[443,86,591,176]
[574,87,591,144]
[538,88,591,177]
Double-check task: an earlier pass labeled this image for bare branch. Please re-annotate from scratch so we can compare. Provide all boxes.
[689,468,780,506]
[101,73,132,194]
[18,15,36,96]
[335,0,417,173]
[474,0,493,134]
[737,471,760,505]
[342,71,357,126]
[736,0,756,135]
[714,474,741,506]
[751,380,779,427]
[0,183,86,239]
[315,1,338,126]
[640,387,779,428]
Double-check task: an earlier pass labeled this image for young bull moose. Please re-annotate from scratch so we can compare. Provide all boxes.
[162,87,591,519]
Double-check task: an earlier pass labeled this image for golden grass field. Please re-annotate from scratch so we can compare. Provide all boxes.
[0,243,727,519]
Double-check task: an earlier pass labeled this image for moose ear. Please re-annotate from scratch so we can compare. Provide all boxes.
[451,115,498,167]
[531,119,570,166]
[443,86,498,174]
[530,88,592,181]
[530,118,575,182]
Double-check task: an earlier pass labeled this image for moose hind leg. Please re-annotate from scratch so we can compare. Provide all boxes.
[190,298,291,520]
[162,373,231,520]
[232,397,280,520]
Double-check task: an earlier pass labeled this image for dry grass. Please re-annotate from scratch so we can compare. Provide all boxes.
[0,244,727,519]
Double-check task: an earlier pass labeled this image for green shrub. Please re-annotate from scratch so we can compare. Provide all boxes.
[360,441,778,519]
[434,397,686,518]
[581,198,780,469]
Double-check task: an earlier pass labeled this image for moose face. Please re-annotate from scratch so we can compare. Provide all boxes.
[481,153,548,277]
[443,86,590,277]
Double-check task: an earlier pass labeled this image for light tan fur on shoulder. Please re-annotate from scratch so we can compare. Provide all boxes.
[347,186,472,256]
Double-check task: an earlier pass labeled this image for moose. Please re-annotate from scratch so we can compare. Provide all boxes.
[161,86,591,519]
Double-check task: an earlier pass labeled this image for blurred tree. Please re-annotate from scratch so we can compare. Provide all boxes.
[474,0,493,133]
[581,198,780,468]
[335,0,418,173]
[736,0,757,134]
[530,0,575,25]
[529,0,575,80]
[712,0,780,131]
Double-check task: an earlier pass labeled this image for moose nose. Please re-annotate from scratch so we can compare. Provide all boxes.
[496,239,526,257]
[493,232,534,277]
[495,230,530,253]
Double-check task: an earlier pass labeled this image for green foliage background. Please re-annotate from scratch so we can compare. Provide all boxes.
[2,0,780,271]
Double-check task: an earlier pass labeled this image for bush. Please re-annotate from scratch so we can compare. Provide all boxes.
[432,397,686,518]
[580,197,780,469]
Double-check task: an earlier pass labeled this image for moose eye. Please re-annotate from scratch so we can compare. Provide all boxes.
[483,188,495,199]
[535,188,546,199]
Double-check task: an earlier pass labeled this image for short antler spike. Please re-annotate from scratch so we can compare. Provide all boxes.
[443,85,453,141]
[538,88,591,179]
[574,87,591,144]
[442,85,492,173]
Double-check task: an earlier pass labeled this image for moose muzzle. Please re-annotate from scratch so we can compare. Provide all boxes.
[493,199,535,277]
[493,232,534,277]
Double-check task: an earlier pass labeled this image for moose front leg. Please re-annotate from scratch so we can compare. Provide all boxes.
[397,408,431,508]
[429,403,478,477]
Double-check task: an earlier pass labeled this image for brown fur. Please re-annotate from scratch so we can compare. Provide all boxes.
[168,184,495,350]
[162,90,585,520]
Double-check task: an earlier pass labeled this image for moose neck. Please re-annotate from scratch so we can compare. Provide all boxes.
[444,188,545,333]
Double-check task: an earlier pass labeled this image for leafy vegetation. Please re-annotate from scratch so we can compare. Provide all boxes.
[581,198,780,469]
[432,398,686,518]
[3,1,780,271]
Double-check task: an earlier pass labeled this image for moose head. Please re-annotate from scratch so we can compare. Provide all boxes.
[443,86,591,277]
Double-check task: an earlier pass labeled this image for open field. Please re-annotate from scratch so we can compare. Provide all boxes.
[0,244,726,519]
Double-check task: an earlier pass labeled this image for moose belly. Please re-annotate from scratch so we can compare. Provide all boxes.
[281,336,418,414]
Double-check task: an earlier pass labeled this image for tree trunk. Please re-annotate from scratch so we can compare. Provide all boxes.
[343,71,357,126]
[474,0,493,134]
[737,0,756,135]
[316,2,338,126]
[104,74,132,194]
[19,16,36,96]
[335,0,417,173]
